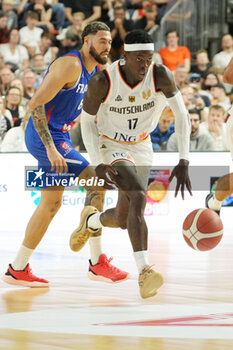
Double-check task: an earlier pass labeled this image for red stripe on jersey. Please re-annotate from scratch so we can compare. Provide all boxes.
[118,61,142,90]
[153,64,157,92]
[46,106,54,123]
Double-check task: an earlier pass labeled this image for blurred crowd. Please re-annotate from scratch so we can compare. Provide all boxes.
[0,0,232,153]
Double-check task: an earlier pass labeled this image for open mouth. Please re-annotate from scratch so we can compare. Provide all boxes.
[139,71,146,78]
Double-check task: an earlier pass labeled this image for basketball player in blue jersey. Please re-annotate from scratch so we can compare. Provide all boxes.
[2,22,129,288]
[70,30,192,298]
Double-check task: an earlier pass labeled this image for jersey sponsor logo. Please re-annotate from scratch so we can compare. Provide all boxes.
[109,101,155,115]
[142,89,151,100]
[113,132,137,142]
[60,142,72,156]
[61,122,73,132]
[112,152,134,160]
[112,152,127,158]
[76,83,88,94]
[139,131,148,140]
[129,96,135,103]
[60,142,71,151]
[115,95,122,101]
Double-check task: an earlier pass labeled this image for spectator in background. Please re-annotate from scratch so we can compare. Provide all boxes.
[180,84,197,110]
[0,65,14,95]
[212,33,233,71]
[30,53,46,87]
[22,69,36,101]
[159,29,191,72]
[66,11,84,42]
[19,11,43,59]
[199,104,228,151]
[25,0,54,33]
[173,64,188,89]
[50,0,66,31]
[202,72,219,100]
[107,5,134,61]
[210,83,231,111]
[17,0,65,30]
[134,3,158,32]
[10,78,28,110]
[0,110,29,152]
[208,66,233,95]
[191,49,211,78]
[4,86,25,127]
[35,31,58,68]
[0,12,10,43]
[65,0,101,27]
[180,83,208,122]
[188,73,211,107]
[15,0,30,28]
[105,0,130,22]
[0,29,29,71]
[56,27,82,56]
[150,106,175,151]
[167,108,214,152]
[0,95,11,148]
[1,0,18,29]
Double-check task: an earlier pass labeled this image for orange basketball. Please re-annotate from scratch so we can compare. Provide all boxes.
[182,208,223,251]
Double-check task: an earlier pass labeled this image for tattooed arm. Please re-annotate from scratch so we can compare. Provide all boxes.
[31,105,54,147]
[28,55,81,173]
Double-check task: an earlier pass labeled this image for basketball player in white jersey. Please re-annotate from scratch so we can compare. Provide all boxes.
[70,30,192,298]
[206,57,233,215]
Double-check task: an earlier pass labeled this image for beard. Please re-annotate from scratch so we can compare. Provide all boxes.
[89,44,108,65]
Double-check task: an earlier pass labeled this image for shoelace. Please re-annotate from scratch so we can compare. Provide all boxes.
[102,256,121,273]
[141,265,155,277]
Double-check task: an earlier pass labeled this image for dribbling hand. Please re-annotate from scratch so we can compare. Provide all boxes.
[169,159,192,199]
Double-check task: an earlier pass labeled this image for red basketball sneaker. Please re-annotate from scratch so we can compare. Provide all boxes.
[88,254,130,283]
[2,264,50,288]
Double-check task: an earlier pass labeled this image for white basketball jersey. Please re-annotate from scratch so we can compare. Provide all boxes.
[97,60,167,143]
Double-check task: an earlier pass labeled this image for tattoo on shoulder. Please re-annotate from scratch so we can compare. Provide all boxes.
[31,105,54,147]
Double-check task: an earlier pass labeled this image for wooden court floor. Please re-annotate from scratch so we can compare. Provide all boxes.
[0,210,233,350]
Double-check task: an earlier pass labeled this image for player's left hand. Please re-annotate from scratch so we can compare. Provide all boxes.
[169,159,192,199]
[95,163,118,190]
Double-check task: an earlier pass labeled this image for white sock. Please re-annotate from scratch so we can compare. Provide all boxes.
[12,245,34,270]
[133,250,149,273]
[89,236,102,265]
[208,193,223,210]
[87,213,103,230]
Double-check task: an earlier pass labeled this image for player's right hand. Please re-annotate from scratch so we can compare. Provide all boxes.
[46,145,68,174]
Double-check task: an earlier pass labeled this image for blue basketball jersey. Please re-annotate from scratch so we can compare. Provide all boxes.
[44,50,98,133]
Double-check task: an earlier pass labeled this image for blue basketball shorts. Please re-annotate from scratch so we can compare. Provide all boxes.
[25,118,89,188]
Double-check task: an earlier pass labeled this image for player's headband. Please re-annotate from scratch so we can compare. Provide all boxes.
[124,43,154,52]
